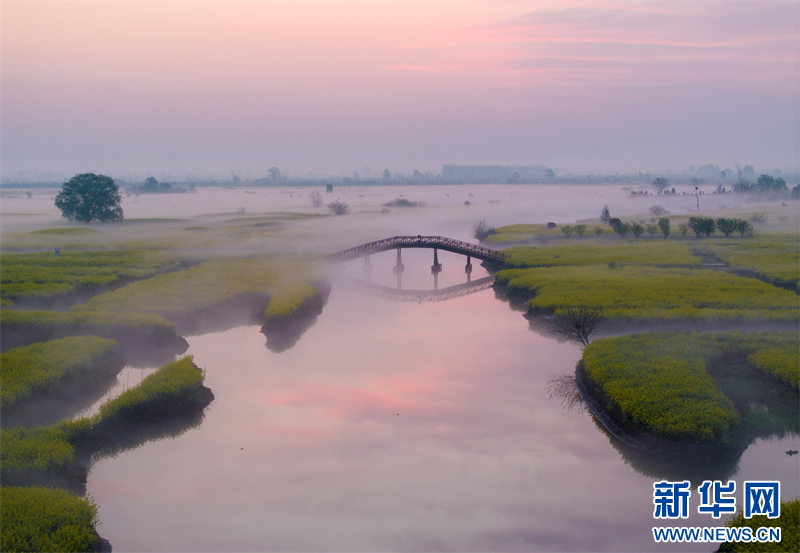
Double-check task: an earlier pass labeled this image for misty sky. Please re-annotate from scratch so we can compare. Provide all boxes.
[2,1,798,179]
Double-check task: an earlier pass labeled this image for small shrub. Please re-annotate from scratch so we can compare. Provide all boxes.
[383,198,426,208]
[716,218,738,237]
[613,221,631,238]
[736,219,754,237]
[575,224,587,237]
[649,205,668,216]
[471,219,497,241]
[593,226,604,236]
[533,232,552,246]
[688,216,715,238]
[658,217,671,239]
[677,222,690,236]
[630,223,644,238]
[560,225,575,238]
[328,200,350,215]
[749,213,766,225]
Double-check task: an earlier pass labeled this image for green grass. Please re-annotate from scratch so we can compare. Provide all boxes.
[0,419,93,476]
[1,486,100,553]
[24,228,100,236]
[697,235,800,291]
[581,332,799,446]
[0,357,209,481]
[73,256,327,324]
[582,333,739,444]
[495,265,799,322]
[94,356,206,427]
[718,498,799,552]
[488,223,615,243]
[748,346,799,390]
[110,218,188,223]
[264,283,319,322]
[486,224,551,243]
[502,240,701,268]
[0,250,182,304]
[0,337,122,410]
[0,309,179,347]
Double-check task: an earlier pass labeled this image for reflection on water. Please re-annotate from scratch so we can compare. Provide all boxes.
[546,373,586,413]
[334,274,495,303]
[84,287,799,552]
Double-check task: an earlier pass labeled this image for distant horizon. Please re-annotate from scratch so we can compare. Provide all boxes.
[3,162,796,186]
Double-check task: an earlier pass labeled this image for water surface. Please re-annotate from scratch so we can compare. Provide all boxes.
[84,259,799,551]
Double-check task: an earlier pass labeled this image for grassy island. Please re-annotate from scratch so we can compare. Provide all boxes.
[503,240,701,268]
[696,234,799,291]
[0,310,181,352]
[1,337,123,412]
[0,486,102,553]
[0,250,183,306]
[0,356,213,487]
[495,265,798,322]
[71,256,329,332]
[579,332,798,452]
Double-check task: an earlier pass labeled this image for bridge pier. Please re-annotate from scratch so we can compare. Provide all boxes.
[465,255,472,283]
[431,248,443,275]
[393,248,405,289]
[361,255,373,282]
[393,248,405,275]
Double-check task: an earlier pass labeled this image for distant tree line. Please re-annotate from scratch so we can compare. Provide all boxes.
[127,177,192,194]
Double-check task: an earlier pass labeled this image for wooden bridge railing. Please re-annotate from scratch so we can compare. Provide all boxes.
[326,236,509,264]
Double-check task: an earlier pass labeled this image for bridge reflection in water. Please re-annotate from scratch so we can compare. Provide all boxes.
[333,274,495,303]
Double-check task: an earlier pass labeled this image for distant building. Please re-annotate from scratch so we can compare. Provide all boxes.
[441,165,550,182]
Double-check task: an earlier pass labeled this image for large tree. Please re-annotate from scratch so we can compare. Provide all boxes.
[54,173,123,222]
[651,177,669,195]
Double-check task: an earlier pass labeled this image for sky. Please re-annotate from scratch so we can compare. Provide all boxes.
[2,1,798,180]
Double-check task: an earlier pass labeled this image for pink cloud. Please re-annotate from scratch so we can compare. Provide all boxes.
[389,63,456,73]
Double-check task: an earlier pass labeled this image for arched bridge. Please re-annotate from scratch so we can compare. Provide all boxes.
[326,236,509,265]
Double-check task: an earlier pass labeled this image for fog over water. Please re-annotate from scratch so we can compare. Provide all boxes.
[1,182,761,253]
[83,286,798,552]
[2,183,798,551]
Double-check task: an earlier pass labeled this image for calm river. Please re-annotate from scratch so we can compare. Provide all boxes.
[83,250,799,552]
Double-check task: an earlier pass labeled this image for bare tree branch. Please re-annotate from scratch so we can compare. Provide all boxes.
[544,306,605,347]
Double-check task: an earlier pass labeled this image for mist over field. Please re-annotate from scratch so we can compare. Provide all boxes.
[1,2,798,552]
